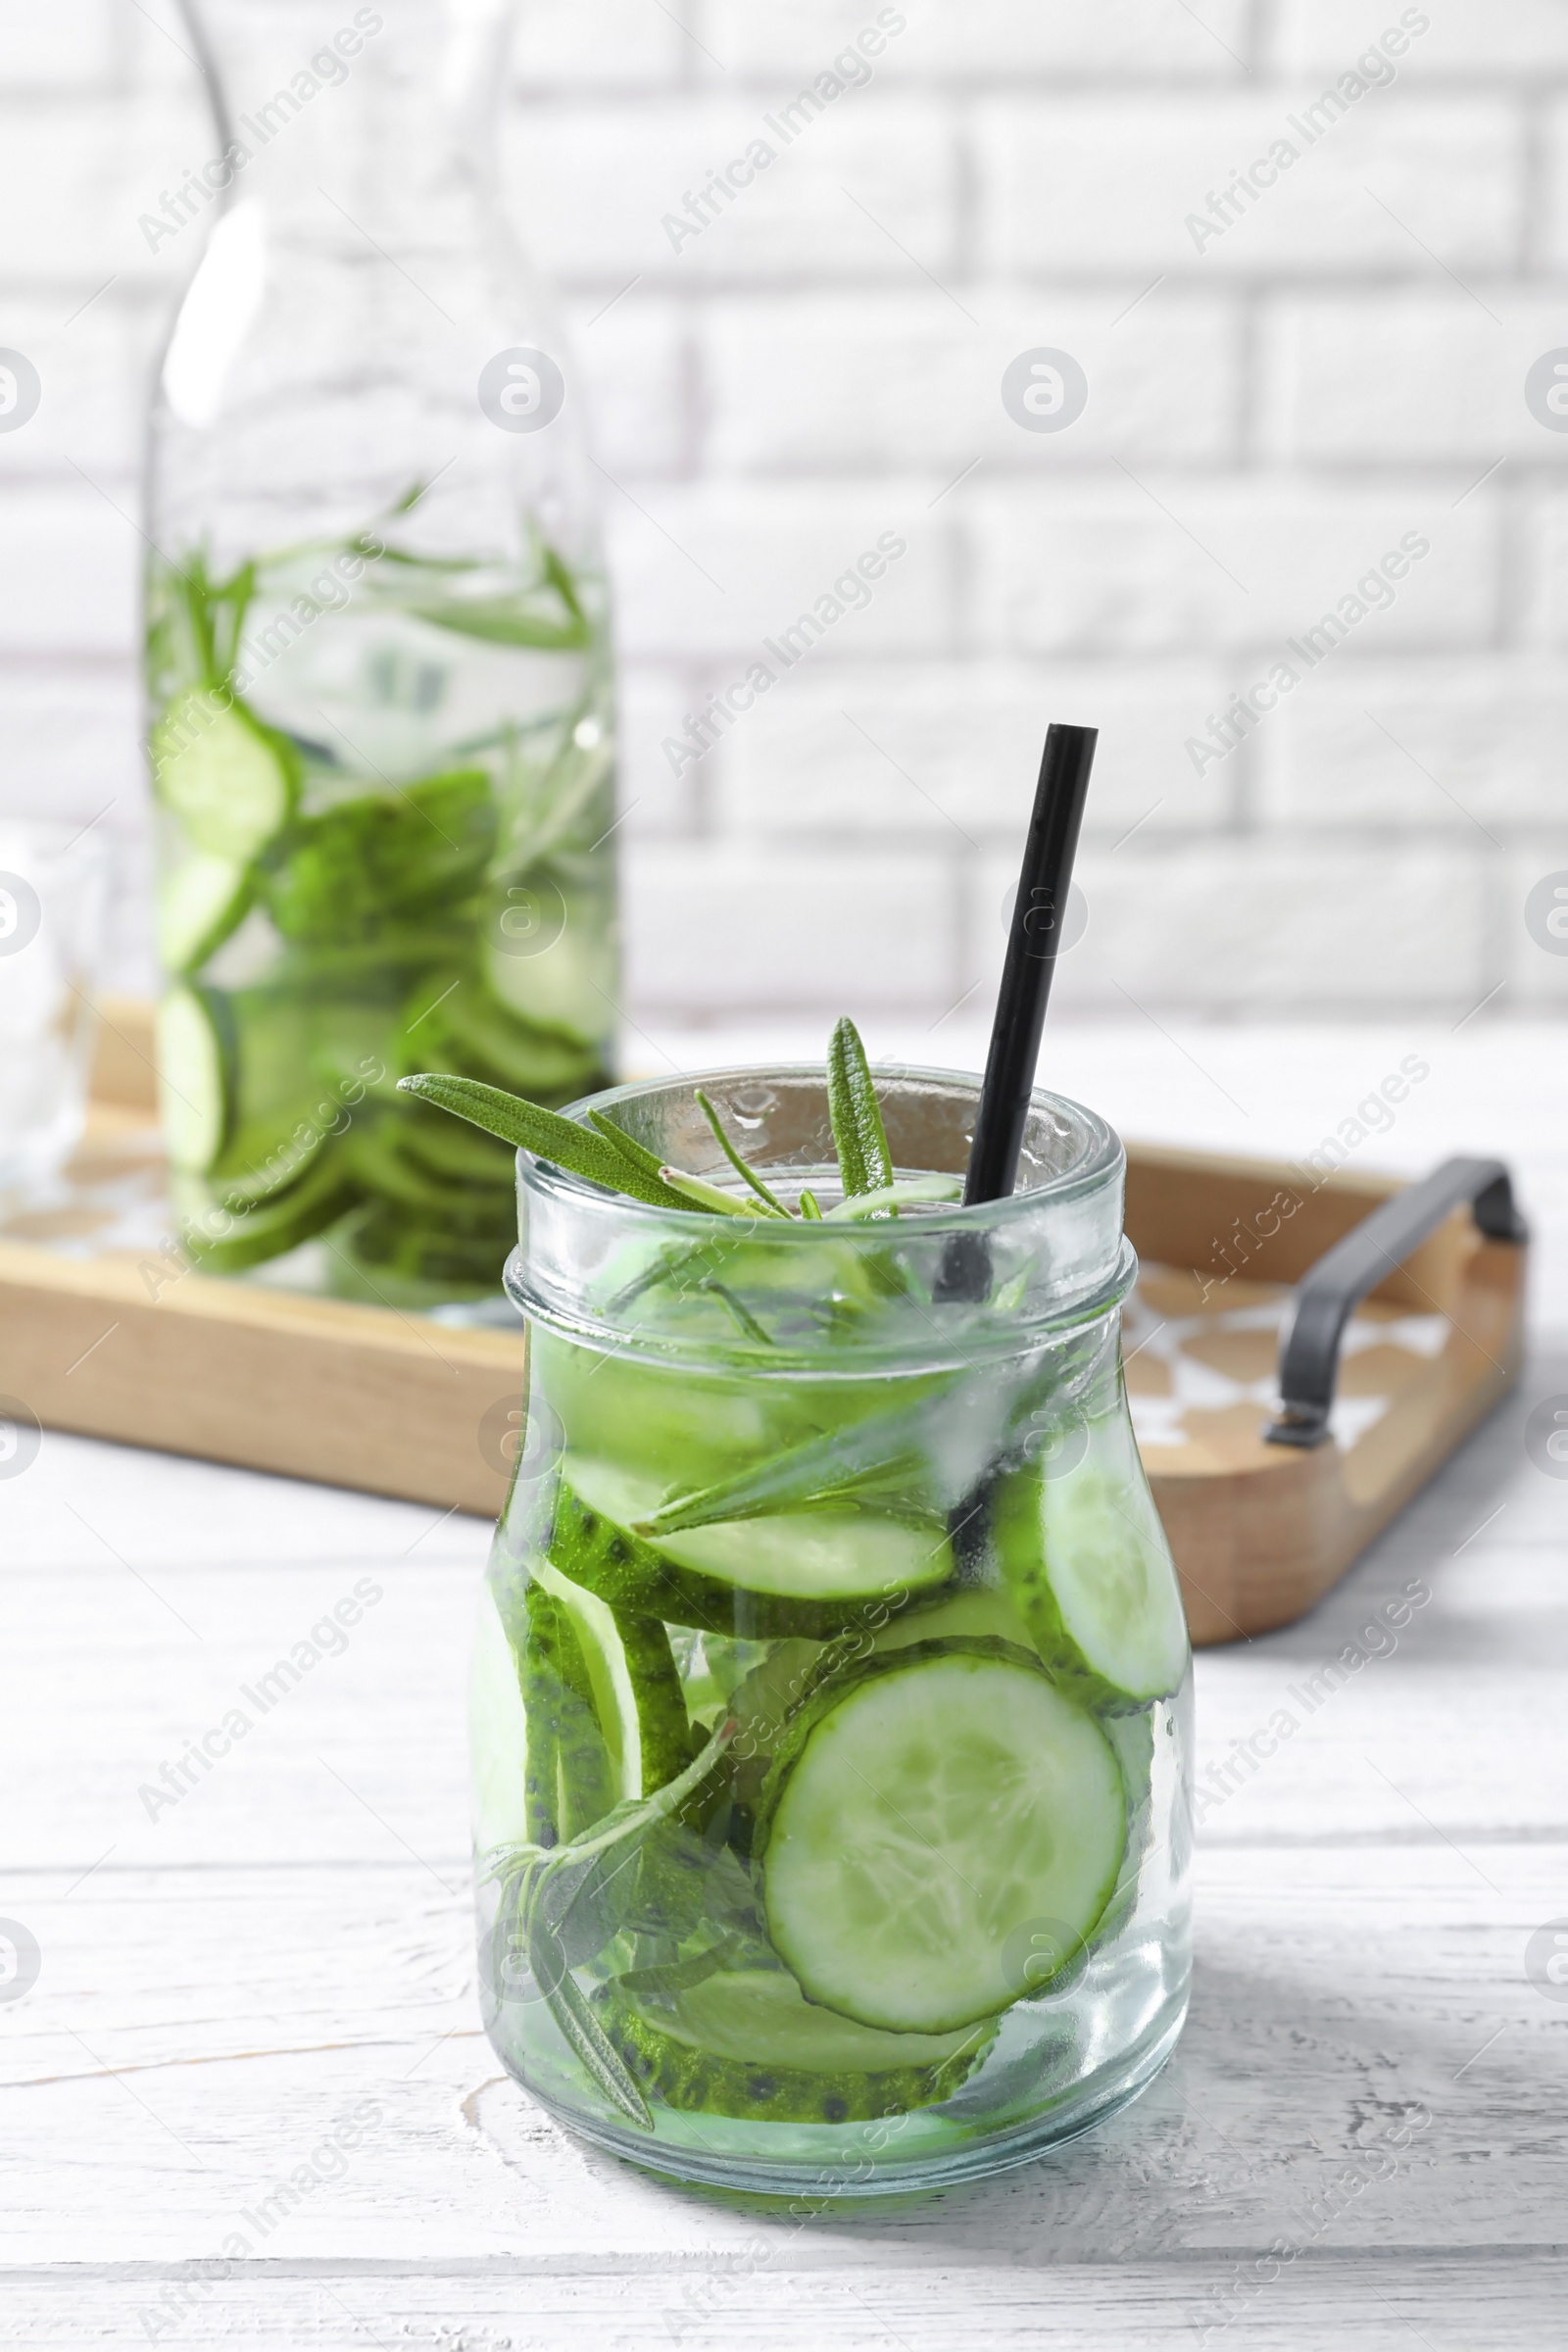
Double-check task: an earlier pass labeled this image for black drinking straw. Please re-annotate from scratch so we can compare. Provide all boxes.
[936,721,1098,1300]
[966,721,1098,1201]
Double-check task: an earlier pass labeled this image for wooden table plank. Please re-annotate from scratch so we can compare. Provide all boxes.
[6,2257,1567,2351]
[4,1845,1565,2266]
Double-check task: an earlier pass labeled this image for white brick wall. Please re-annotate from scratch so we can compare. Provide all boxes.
[1,0,1565,1027]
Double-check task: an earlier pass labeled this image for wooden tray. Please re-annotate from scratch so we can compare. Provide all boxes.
[1123,1146,1526,1642]
[0,1001,1527,1642]
[0,998,525,1520]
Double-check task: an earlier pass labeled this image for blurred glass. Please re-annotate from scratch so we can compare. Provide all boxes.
[0,821,111,1199]
[145,0,618,1309]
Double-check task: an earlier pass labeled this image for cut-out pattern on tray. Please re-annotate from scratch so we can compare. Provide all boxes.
[1126,1264,1448,1472]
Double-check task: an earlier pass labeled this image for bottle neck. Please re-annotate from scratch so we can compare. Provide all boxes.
[182,0,511,248]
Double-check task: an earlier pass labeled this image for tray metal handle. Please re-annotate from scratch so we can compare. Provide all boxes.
[1264,1156,1527,1449]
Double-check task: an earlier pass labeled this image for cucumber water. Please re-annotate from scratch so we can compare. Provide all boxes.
[145,511,617,1303]
[474,1068,1194,2192]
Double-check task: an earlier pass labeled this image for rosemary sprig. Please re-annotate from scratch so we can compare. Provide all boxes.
[486,1716,737,2132]
[401,1012,901,1225]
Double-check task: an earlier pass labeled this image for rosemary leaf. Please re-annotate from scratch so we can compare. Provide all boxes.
[822,1175,962,1220]
[530,1909,653,2130]
[698,1279,775,1346]
[658,1165,762,1217]
[826,1016,895,1210]
[489,1717,738,2134]
[693,1088,791,1217]
[609,1934,747,2007]
[635,1402,932,1535]
[586,1108,669,1184]
[398,1074,690,1211]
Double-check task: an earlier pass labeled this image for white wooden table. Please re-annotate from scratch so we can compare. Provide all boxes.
[5,1024,1566,2347]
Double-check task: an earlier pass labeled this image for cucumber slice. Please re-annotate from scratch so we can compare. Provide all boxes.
[1092,1708,1157,1952]
[156,851,252,973]
[174,1152,358,1274]
[552,1455,954,1642]
[532,1332,814,1498]
[483,880,616,1049]
[530,1558,690,1803]
[596,1967,994,2125]
[730,1639,825,1755]
[756,1639,1126,2034]
[438,982,604,1102]
[168,981,359,1203]
[262,768,495,946]
[994,1452,1189,1711]
[524,1581,612,1847]
[334,1200,512,1297]
[873,1586,1038,1655]
[388,972,604,1110]
[345,1122,514,1230]
[156,983,233,1173]
[397,1107,515,1188]
[152,692,298,861]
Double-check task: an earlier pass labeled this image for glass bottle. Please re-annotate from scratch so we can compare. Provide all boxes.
[145,0,617,1307]
[473,1066,1193,2195]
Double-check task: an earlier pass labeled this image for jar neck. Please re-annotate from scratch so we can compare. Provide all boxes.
[508,1068,1131,1374]
[181,0,512,247]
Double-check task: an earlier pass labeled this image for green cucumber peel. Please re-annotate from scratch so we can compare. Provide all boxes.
[397,1073,691,1211]
[594,1969,995,2125]
[693,1088,791,1218]
[552,1469,950,1641]
[827,1015,895,1208]
[484,1711,737,1915]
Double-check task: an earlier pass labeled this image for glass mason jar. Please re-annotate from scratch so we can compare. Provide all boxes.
[474,1066,1193,2196]
[145,0,616,1306]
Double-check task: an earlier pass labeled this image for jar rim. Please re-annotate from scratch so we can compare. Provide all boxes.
[517,1061,1124,1232]
[505,1063,1131,1369]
